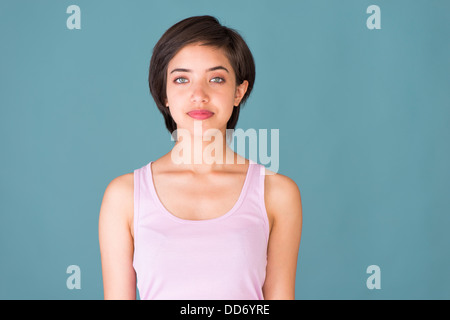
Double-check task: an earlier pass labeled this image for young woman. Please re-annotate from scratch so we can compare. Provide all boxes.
[99,15,302,300]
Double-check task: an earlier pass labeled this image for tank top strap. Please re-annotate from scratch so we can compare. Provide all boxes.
[133,163,146,243]
[243,159,263,205]
[243,159,270,241]
[133,162,160,242]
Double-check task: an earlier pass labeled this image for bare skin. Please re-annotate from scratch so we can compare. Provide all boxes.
[99,43,302,300]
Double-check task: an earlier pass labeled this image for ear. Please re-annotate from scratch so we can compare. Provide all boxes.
[234,80,249,107]
[164,98,169,107]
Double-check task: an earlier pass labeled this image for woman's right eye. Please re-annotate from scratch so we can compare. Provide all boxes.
[174,77,188,84]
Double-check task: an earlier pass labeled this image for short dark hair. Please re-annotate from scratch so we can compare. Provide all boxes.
[148,15,256,136]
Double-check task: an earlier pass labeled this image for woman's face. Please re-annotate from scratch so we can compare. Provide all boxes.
[165,43,248,137]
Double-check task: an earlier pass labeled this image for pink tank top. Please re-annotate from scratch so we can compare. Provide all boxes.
[133,159,269,300]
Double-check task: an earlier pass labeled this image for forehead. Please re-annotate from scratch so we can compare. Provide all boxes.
[168,43,231,69]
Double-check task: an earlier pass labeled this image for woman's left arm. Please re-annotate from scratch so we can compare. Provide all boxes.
[262,173,303,300]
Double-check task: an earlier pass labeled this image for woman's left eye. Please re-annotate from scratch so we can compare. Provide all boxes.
[174,77,188,84]
[211,77,225,83]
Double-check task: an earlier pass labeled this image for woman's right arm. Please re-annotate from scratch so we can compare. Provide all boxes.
[98,173,136,300]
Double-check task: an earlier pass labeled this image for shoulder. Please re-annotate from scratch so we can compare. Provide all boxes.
[103,172,134,202]
[263,167,302,230]
[99,172,134,232]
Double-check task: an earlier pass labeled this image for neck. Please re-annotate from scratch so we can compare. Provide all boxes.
[169,122,246,173]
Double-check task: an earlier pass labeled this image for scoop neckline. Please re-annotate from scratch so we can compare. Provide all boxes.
[147,160,255,224]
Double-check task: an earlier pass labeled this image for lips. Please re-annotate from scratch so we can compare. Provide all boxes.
[187,110,214,120]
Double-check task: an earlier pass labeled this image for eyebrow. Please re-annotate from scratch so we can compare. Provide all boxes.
[170,66,229,74]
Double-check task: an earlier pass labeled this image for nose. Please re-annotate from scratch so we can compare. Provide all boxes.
[190,81,209,104]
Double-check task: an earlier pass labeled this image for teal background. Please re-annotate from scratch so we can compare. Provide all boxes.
[1,0,449,299]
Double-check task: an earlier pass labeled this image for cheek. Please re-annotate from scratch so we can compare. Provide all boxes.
[165,88,184,107]
[217,85,238,103]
